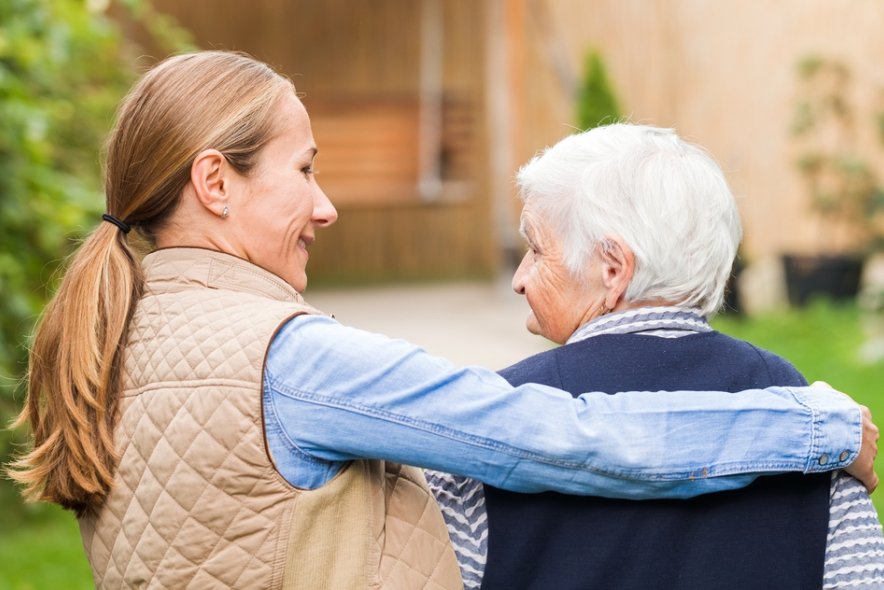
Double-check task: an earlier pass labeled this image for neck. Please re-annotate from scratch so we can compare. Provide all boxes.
[611,297,675,313]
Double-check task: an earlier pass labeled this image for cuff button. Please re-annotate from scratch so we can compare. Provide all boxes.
[839,450,849,462]
[818,454,829,466]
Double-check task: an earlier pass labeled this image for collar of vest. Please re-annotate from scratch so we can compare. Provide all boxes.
[143,247,308,305]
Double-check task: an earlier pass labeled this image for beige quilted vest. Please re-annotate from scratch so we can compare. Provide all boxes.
[78,248,462,590]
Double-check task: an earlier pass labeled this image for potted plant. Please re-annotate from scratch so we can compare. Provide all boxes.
[784,56,884,306]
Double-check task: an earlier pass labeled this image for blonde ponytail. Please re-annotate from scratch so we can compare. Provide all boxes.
[9,222,142,514]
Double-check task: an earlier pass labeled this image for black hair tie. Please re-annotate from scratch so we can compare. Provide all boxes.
[102,213,131,234]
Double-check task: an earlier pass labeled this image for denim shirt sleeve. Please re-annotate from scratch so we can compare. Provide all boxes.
[263,315,861,500]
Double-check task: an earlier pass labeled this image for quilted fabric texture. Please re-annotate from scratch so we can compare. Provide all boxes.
[78,249,462,589]
[79,250,313,588]
[377,464,464,590]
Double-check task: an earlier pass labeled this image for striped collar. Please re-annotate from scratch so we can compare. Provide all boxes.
[566,306,712,345]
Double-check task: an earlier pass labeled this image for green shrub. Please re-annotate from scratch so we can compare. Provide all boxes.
[575,49,622,131]
[0,0,190,522]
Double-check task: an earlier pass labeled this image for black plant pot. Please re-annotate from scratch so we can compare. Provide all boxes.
[722,258,744,314]
[782,254,864,307]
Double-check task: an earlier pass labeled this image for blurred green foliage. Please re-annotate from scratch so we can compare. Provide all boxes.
[790,55,884,254]
[575,49,622,131]
[0,0,190,520]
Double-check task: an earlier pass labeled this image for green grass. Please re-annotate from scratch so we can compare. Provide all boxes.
[0,504,93,590]
[1,300,881,587]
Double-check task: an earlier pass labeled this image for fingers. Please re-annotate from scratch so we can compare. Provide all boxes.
[863,405,880,444]
[861,463,879,494]
[853,405,879,493]
[845,455,876,493]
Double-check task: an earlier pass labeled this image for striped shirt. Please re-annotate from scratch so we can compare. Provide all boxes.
[426,307,884,589]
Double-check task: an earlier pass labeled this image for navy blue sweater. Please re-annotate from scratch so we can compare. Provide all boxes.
[482,331,830,590]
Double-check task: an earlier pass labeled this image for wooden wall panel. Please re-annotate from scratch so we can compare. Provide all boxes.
[143,0,495,282]
[518,0,884,259]
[150,0,422,98]
[307,201,496,284]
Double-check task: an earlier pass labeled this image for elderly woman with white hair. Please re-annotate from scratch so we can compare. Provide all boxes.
[427,124,884,590]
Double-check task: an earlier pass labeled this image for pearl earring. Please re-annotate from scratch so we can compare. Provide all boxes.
[221,206,229,219]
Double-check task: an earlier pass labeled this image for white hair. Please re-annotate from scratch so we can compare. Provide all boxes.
[516,123,742,316]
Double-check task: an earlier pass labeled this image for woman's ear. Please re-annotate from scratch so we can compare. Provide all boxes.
[599,237,635,310]
[189,149,230,217]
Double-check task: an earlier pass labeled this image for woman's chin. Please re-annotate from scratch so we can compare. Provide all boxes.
[525,314,543,337]
[285,270,307,293]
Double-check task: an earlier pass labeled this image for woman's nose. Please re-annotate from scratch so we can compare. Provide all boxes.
[512,251,530,294]
[312,184,338,227]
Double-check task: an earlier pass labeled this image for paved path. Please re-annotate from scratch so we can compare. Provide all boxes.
[305,279,552,370]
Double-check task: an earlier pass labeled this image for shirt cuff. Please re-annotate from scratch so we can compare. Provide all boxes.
[788,386,863,473]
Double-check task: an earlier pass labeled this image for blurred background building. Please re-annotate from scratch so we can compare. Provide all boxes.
[123,0,884,302]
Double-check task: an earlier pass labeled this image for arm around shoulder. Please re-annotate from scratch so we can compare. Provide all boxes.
[264,315,868,498]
